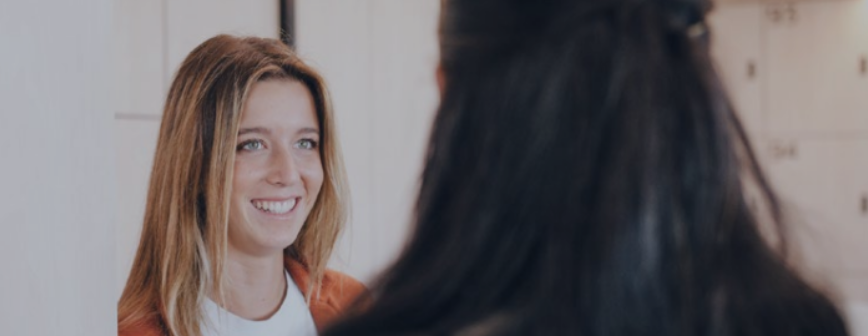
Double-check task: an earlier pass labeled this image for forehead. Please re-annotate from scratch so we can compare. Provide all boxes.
[239,79,319,131]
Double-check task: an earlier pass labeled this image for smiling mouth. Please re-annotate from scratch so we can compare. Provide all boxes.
[251,198,298,215]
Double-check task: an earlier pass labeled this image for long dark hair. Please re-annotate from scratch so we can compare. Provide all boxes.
[326,0,848,335]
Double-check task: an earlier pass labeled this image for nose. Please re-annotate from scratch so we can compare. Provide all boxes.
[265,144,300,186]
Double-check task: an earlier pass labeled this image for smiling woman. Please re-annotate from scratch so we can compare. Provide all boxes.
[229,80,324,261]
[117,35,366,336]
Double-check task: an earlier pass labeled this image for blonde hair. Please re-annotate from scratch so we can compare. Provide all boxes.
[118,35,349,336]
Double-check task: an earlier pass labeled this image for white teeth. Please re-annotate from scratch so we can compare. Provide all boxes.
[252,199,297,214]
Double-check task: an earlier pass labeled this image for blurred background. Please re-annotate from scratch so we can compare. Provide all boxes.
[0,0,865,334]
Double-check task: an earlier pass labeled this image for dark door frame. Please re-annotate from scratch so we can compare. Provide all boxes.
[280,0,295,48]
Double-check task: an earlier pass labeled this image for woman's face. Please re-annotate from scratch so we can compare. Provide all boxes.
[228,79,324,257]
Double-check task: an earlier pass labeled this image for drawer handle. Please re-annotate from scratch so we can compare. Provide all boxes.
[747,61,757,79]
[862,195,868,214]
[860,56,867,76]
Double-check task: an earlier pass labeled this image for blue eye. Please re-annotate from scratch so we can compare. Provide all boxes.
[295,139,318,150]
[237,139,264,151]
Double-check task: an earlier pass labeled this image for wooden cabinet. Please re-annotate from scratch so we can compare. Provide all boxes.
[709,0,868,307]
[764,139,868,274]
[710,1,868,137]
[765,1,868,135]
[708,5,764,135]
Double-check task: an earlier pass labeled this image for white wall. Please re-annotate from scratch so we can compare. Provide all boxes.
[295,0,441,283]
[0,1,117,335]
[113,0,280,297]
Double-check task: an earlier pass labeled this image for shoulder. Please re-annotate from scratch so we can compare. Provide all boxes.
[285,256,370,329]
[765,292,849,336]
[732,275,849,336]
[284,256,369,307]
[319,268,370,309]
[310,269,371,330]
[307,267,370,317]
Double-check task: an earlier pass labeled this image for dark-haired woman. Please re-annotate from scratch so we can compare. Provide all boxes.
[324,0,850,335]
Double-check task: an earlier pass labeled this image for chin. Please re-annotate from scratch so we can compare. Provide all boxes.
[264,230,302,251]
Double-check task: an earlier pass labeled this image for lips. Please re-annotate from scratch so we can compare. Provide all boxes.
[251,198,298,215]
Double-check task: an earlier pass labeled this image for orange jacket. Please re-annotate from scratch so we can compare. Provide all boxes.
[119,256,367,336]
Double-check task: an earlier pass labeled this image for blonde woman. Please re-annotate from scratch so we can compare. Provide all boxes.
[118,35,364,336]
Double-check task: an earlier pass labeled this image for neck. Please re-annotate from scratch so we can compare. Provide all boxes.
[213,249,287,321]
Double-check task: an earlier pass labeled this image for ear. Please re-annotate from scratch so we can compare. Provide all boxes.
[435,63,445,96]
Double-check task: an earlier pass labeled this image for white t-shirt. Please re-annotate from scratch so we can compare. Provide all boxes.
[201,271,318,336]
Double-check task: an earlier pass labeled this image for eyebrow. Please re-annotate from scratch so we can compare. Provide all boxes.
[238,127,271,136]
[297,127,320,136]
[237,127,320,136]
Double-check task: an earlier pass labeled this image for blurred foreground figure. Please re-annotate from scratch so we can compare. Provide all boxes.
[324,0,849,335]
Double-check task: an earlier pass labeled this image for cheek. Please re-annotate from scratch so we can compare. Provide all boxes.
[232,160,259,197]
[301,163,325,195]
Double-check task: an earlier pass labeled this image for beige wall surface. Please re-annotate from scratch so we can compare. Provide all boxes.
[0,1,117,334]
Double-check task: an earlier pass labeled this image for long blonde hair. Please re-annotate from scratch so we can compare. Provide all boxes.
[118,35,349,336]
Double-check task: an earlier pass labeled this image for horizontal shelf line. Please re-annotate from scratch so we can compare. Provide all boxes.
[755,132,868,141]
[115,112,161,121]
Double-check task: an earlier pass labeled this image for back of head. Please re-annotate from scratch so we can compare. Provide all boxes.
[326,0,848,335]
